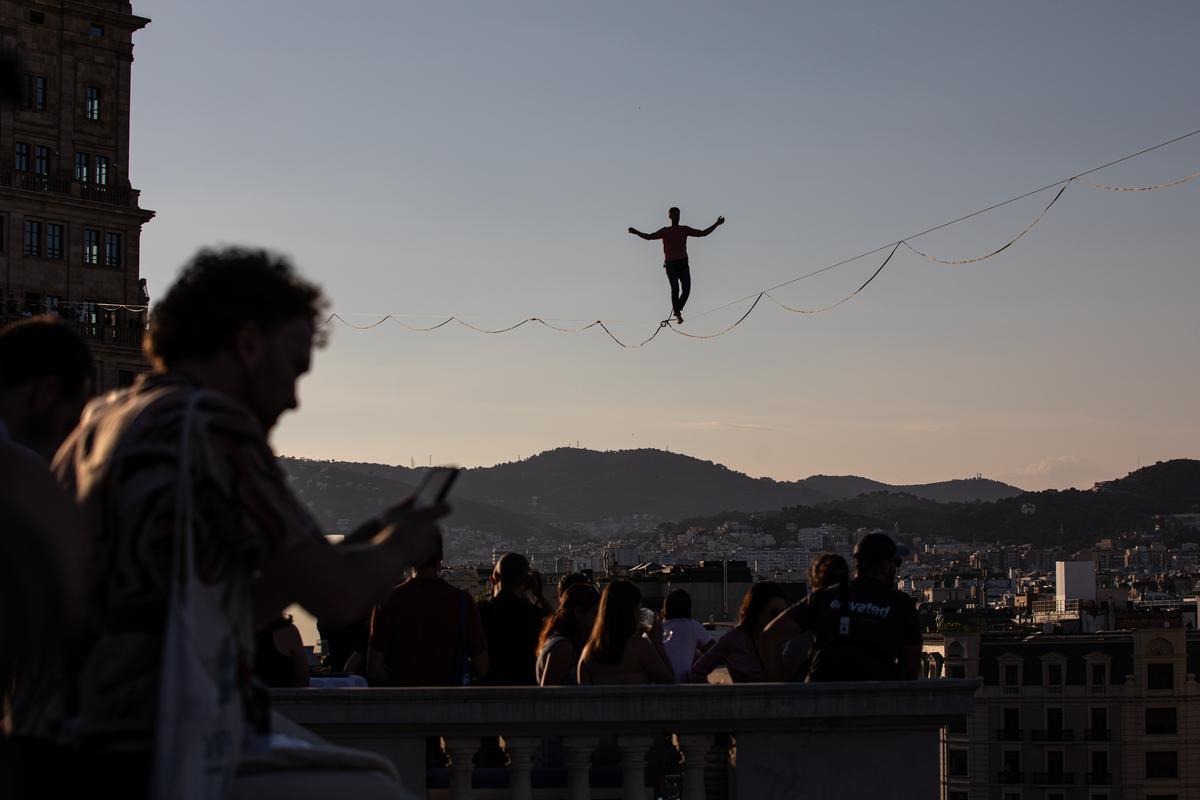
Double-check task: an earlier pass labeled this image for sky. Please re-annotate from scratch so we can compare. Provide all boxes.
[128,1,1200,491]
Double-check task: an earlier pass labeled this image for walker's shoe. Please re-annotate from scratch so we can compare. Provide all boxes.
[674,312,684,325]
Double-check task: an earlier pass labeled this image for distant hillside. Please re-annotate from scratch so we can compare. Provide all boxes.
[280,458,565,540]
[672,460,1200,550]
[798,474,1019,504]
[293,447,1022,529]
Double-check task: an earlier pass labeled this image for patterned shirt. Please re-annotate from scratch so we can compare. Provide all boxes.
[46,373,323,748]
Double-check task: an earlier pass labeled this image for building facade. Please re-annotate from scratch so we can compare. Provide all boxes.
[1,0,153,390]
[927,623,1200,800]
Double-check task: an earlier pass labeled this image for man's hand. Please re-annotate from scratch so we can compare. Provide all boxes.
[628,227,638,235]
[716,216,725,226]
[374,502,449,569]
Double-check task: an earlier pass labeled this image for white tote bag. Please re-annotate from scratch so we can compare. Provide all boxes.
[151,391,245,800]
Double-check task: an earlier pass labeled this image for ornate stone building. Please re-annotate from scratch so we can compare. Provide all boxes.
[1,0,153,390]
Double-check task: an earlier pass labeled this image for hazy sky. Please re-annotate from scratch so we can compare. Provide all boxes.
[129,2,1200,491]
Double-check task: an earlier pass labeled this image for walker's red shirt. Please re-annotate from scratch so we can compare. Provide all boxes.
[654,225,702,263]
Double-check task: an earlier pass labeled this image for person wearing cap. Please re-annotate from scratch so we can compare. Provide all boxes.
[760,533,921,682]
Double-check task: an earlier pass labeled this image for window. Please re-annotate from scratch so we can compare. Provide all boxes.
[1002,749,1020,773]
[24,292,42,315]
[1003,707,1020,733]
[83,229,99,265]
[1047,707,1064,732]
[93,154,110,185]
[1046,663,1063,686]
[1047,750,1065,774]
[34,145,49,175]
[1091,663,1106,685]
[86,86,101,121]
[89,23,105,38]
[1090,707,1108,734]
[74,152,90,182]
[94,155,110,186]
[23,220,41,257]
[45,295,61,316]
[29,10,44,23]
[15,142,29,172]
[1146,751,1178,779]
[104,232,121,267]
[1091,750,1109,775]
[1148,664,1174,691]
[1146,708,1177,735]
[34,75,46,110]
[1004,663,1020,686]
[949,665,966,678]
[46,223,64,260]
[949,793,967,800]
[948,749,968,777]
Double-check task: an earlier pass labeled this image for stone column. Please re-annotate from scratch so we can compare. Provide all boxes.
[504,736,540,800]
[564,735,600,800]
[676,734,714,800]
[444,736,479,800]
[617,734,655,800]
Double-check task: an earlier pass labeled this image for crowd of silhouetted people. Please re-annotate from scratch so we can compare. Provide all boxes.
[0,247,921,799]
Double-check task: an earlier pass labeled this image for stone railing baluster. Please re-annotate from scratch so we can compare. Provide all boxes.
[504,736,540,800]
[444,736,479,800]
[676,733,713,800]
[563,735,600,800]
[617,734,655,800]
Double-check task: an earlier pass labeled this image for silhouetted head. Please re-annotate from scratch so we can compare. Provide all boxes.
[853,532,909,585]
[413,531,444,575]
[146,247,327,433]
[0,317,94,459]
[494,552,531,591]
[539,583,601,656]
[809,553,850,591]
[662,588,693,620]
[736,581,788,634]
[557,572,591,599]
[668,207,680,224]
[584,580,643,665]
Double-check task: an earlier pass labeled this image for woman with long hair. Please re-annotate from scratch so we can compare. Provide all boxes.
[688,581,788,683]
[536,583,600,686]
[577,580,673,685]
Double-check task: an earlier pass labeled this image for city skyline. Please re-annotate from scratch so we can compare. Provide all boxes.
[130,1,1200,491]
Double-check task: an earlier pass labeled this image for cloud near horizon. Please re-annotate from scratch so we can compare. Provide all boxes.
[671,420,787,434]
[998,455,1108,490]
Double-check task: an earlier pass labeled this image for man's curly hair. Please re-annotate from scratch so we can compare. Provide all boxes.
[146,247,328,368]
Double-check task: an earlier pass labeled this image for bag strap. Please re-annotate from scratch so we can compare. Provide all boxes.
[170,390,204,606]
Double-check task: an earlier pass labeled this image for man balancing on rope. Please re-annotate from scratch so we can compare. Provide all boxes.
[629,208,725,325]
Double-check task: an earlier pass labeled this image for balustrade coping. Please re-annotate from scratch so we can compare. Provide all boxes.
[273,680,979,737]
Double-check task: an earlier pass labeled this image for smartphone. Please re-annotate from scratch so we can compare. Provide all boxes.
[410,466,460,509]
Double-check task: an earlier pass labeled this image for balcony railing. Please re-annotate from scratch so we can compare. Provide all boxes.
[1031,729,1074,742]
[1085,772,1112,785]
[1032,772,1075,785]
[0,170,141,208]
[1085,729,1112,742]
[996,771,1024,784]
[0,315,145,349]
[272,680,978,800]
[996,728,1023,742]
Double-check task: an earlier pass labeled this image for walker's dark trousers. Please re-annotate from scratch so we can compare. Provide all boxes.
[664,258,691,316]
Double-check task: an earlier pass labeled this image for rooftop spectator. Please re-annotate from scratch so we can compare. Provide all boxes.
[763,533,921,681]
[479,553,548,685]
[0,318,93,738]
[556,571,592,601]
[781,554,850,681]
[367,533,488,686]
[660,588,715,683]
[578,580,673,685]
[689,582,787,683]
[254,616,309,688]
[48,247,445,796]
[536,584,600,686]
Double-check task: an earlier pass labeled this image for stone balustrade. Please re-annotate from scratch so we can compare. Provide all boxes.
[273,679,977,800]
